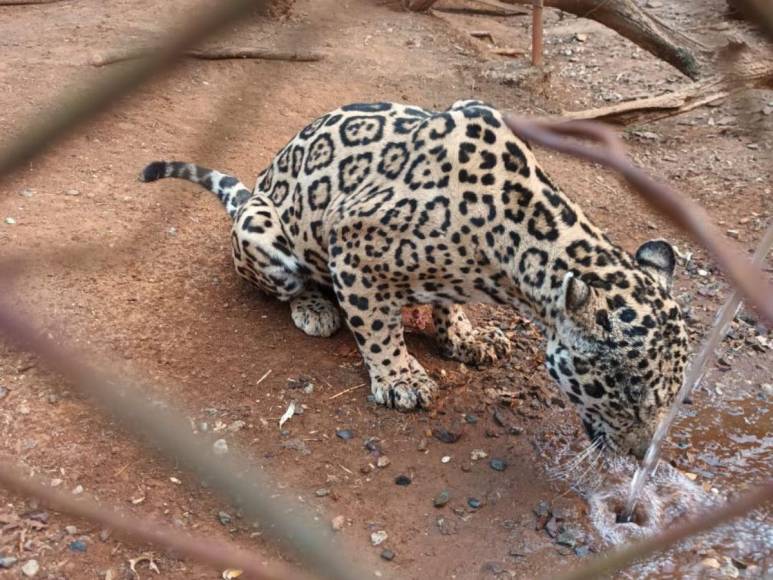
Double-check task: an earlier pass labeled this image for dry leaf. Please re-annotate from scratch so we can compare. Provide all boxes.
[222,570,243,579]
[279,401,296,428]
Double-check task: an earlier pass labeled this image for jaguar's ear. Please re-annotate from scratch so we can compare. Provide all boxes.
[635,239,676,290]
[561,272,591,313]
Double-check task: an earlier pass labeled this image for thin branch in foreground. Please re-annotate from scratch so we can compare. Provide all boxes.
[551,481,773,580]
[0,299,368,580]
[91,46,325,67]
[0,462,304,580]
[503,115,773,324]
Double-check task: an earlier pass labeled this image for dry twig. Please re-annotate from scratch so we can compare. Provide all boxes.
[503,115,773,324]
[91,46,325,67]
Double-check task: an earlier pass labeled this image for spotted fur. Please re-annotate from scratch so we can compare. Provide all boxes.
[140,100,689,458]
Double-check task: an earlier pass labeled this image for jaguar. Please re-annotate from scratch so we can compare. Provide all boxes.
[140,100,689,458]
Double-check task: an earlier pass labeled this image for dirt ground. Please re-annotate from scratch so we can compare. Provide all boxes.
[0,0,770,578]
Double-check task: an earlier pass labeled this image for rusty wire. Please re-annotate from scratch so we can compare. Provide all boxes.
[0,460,308,580]
[503,115,773,323]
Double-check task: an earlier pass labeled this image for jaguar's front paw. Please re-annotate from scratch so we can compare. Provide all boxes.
[443,325,512,367]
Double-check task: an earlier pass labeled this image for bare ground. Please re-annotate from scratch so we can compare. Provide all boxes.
[0,0,770,578]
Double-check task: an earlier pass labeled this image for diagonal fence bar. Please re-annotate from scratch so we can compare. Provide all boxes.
[0,461,308,580]
[0,297,372,580]
[0,0,268,183]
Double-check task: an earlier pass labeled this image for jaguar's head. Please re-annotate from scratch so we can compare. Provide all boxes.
[546,240,690,459]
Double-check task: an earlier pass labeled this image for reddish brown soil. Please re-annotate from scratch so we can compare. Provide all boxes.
[0,0,770,579]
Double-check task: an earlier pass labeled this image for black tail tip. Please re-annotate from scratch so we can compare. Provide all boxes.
[139,161,167,182]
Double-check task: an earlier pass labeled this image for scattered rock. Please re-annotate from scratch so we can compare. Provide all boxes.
[68,539,87,552]
[336,429,354,441]
[464,414,478,424]
[470,449,488,461]
[64,189,80,196]
[574,33,588,42]
[4,217,16,225]
[0,386,7,400]
[280,438,311,455]
[417,437,428,452]
[213,439,229,455]
[71,485,84,495]
[380,549,395,561]
[575,545,590,557]
[489,458,508,472]
[21,560,39,577]
[65,525,77,535]
[432,426,462,443]
[761,383,772,398]
[376,456,391,468]
[0,556,18,569]
[441,455,451,464]
[364,437,381,453]
[394,475,411,486]
[370,530,388,546]
[331,515,345,531]
[556,529,579,548]
[433,490,450,508]
[218,511,232,526]
[19,189,34,198]
[467,497,482,509]
[702,557,721,569]
[316,488,331,497]
[227,420,246,432]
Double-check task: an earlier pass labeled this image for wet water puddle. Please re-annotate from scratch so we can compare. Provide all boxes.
[537,367,771,578]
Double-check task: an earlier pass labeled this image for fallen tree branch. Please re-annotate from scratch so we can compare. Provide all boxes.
[429,0,528,16]
[552,481,773,580]
[0,462,303,580]
[407,0,703,79]
[503,115,773,323]
[563,52,773,123]
[92,46,325,67]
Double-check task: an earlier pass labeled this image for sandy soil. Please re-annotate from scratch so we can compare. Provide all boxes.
[0,0,770,578]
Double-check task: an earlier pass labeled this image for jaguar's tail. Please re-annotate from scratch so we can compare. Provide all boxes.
[139,160,252,219]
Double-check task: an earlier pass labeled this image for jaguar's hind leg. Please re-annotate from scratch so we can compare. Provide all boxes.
[433,304,512,367]
[290,286,341,337]
[231,193,305,302]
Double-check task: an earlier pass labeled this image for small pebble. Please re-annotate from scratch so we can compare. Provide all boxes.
[213,439,229,455]
[331,515,345,531]
[575,545,590,557]
[4,217,16,225]
[370,530,388,546]
[65,525,77,535]
[68,540,87,552]
[441,455,451,464]
[0,386,7,399]
[394,475,411,486]
[433,490,450,507]
[218,511,232,526]
[471,449,488,461]
[464,414,478,424]
[467,497,482,509]
[489,458,508,472]
[315,488,331,497]
[336,429,354,441]
[417,437,428,452]
[71,485,84,495]
[65,189,80,196]
[0,556,18,569]
[364,437,381,453]
[702,558,721,569]
[19,189,34,198]
[432,427,462,444]
[21,560,39,577]
[376,456,391,468]
[380,549,395,561]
